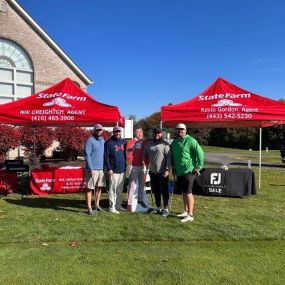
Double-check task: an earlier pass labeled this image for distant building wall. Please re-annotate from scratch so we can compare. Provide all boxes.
[0,0,89,103]
[0,0,91,159]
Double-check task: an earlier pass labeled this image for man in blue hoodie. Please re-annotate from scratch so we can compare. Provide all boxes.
[104,126,127,214]
[84,124,105,215]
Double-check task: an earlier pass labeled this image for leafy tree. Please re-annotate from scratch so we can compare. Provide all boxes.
[128,114,139,131]
[128,114,137,124]
[209,128,259,149]
[188,128,212,145]
[21,127,55,166]
[137,112,161,138]
[263,125,285,149]
[55,127,90,161]
[0,125,22,162]
[101,130,112,141]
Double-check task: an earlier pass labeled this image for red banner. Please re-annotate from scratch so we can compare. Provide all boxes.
[30,167,85,195]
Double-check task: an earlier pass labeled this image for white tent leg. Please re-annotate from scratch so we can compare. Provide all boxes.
[259,127,262,189]
[33,127,36,168]
[160,120,162,129]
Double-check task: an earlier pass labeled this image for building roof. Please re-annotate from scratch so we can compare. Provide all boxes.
[7,0,93,85]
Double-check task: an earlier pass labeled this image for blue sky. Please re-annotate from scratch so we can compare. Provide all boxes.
[18,0,285,119]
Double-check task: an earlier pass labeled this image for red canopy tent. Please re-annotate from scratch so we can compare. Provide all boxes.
[161,77,285,188]
[161,77,285,128]
[0,78,124,127]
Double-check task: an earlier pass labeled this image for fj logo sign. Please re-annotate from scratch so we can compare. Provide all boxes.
[210,173,221,185]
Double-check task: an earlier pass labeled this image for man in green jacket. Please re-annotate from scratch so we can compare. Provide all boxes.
[171,123,204,223]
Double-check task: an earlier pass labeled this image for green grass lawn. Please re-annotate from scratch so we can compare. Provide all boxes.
[203,146,283,164]
[1,165,285,284]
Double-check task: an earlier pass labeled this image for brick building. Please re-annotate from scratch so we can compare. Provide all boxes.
[0,0,92,104]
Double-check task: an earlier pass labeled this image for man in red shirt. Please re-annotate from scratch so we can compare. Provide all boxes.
[127,127,148,209]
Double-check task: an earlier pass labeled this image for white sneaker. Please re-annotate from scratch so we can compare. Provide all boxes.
[181,215,194,223]
[109,208,120,214]
[177,211,188,218]
[162,209,170,217]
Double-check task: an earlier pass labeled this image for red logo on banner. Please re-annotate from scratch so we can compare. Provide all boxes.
[115,144,124,152]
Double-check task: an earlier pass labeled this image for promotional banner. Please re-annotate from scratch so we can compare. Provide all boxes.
[161,77,285,128]
[193,168,256,197]
[30,167,85,195]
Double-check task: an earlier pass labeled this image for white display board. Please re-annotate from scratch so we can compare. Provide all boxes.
[123,119,133,139]
[103,119,133,139]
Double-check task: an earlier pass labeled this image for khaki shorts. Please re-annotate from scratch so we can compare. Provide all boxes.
[85,170,105,190]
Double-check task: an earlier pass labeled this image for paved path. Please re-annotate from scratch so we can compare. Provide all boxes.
[205,153,234,165]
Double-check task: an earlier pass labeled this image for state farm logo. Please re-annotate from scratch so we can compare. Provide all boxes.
[40,183,51,191]
[43,98,72,108]
[37,92,86,100]
[211,99,242,107]
[210,173,221,185]
[199,93,251,101]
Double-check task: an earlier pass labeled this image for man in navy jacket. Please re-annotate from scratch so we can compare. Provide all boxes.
[104,126,127,214]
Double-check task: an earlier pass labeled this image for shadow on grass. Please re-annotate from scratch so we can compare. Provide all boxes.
[269,184,285,187]
[3,197,110,213]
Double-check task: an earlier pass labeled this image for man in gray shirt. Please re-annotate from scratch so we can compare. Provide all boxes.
[143,128,171,217]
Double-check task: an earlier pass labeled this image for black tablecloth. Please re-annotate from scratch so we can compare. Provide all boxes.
[193,168,256,197]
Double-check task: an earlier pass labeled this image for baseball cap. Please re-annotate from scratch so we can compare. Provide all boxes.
[113,126,122,132]
[176,123,186,129]
[153,127,163,134]
[94,124,103,130]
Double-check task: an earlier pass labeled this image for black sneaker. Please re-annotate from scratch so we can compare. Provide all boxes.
[137,200,148,208]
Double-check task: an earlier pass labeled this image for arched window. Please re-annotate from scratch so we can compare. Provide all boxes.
[0,38,34,103]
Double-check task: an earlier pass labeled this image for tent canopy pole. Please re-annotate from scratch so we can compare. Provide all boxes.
[33,127,36,168]
[259,127,262,189]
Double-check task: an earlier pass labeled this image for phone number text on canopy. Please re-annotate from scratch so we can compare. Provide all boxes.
[32,115,75,121]
[206,113,253,119]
